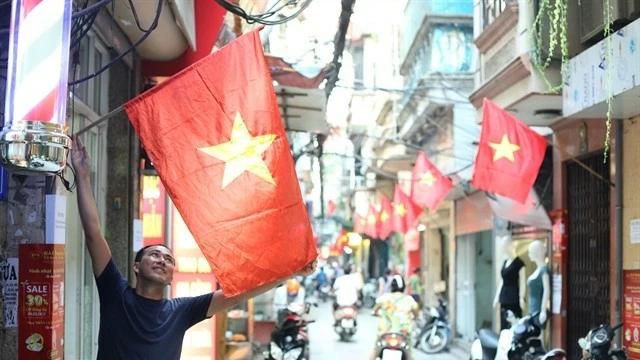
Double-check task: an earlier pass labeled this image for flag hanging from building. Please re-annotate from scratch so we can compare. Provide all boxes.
[353,212,366,234]
[410,151,454,210]
[124,28,316,297]
[471,98,547,204]
[377,195,394,240]
[364,204,379,239]
[393,185,422,234]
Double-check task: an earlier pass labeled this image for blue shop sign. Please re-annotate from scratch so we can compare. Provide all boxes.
[0,165,7,200]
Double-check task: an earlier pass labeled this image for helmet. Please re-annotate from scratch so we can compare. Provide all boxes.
[390,275,406,293]
[286,279,300,295]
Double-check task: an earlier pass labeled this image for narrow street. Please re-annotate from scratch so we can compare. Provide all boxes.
[307,301,465,360]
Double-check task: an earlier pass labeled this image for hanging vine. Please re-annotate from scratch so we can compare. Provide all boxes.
[530,0,615,161]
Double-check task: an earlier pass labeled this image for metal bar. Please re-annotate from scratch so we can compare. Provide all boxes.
[74,105,123,136]
[549,141,615,187]
[278,104,323,112]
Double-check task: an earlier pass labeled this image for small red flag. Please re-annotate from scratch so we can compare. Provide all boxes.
[364,205,379,239]
[393,185,423,234]
[124,29,316,296]
[411,151,454,210]
[471,98,547,204]
[353,213,366,234]
[377,195,394,240]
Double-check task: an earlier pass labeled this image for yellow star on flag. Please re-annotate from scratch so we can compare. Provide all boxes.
[394,203,407,217]
[367,214,377,224]
[419,171,437,186]
[489,134,521,162]
[380,210,389,223]
[198,112,277,189]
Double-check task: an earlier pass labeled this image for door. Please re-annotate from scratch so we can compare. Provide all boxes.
[456,234,476,341]
[566,152,611,359]
[475,230,494,330]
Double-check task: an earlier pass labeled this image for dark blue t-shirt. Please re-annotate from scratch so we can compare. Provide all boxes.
[95,259,213,360]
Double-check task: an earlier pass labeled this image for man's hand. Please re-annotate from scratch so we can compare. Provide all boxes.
[71,135,91,180]
[297,255,318,277]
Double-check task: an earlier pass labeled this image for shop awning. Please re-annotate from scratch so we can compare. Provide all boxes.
[487,189,552,230]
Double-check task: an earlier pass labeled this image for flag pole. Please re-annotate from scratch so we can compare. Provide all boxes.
[548,141,615,187]
[74,105,124,136]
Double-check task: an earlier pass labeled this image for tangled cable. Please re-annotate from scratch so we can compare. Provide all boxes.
[214,0,313,25]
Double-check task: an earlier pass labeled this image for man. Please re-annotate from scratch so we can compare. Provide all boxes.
[371,275,419,360]
[71,136,315,360]
[378,269,393,296]
[315,266,329,291]
[273,279,306,313]
[408,267,424,305]
[332,266,359,312]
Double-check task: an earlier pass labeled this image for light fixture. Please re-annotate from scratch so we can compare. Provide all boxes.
[417,224,427,232]
[344,246,353,255]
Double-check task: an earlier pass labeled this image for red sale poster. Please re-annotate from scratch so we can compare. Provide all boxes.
[624,270,640,359]
[18,244,64,360]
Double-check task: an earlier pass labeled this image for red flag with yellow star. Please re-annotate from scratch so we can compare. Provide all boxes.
[353,212,366,234]
[393,185,423,234]
[471,98,547,204]
[364,205,379,239]
[123,28,316,296]
[410,151,454,210]
[377,195,394,240]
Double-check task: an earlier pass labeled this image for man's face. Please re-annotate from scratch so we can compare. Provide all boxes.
[134,246,175,285]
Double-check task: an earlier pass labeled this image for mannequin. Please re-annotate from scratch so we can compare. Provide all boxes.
[493,236,526,330]
[527,240,550,328]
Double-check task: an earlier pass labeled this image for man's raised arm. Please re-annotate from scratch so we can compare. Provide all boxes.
[71,135,111,277]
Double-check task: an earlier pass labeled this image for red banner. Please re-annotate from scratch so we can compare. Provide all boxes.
[18,244,64,360]
[624,270,640,359]
[171,205,217,359]
[140,175,166,247]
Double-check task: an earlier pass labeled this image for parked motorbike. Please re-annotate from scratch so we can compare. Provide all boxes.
[416,295,451,354]
[471,311,565,360]
[374,333,411,360]
[334,305,358,341]
[265,302,315,360]
[578,322,627,360]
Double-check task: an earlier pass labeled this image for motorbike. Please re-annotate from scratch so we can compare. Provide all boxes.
[578,322,627,360]
[362,279,378,308]
[318,283,331,303]
[415,295,451,354]
[374,333,411,360]
[334,305,358,341]
[471,311,566,360]
[264,302,315,360]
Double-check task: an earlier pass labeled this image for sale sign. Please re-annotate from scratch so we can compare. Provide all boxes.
[624,270,640,359]
[140,175,166,247]
[18,244,64,360]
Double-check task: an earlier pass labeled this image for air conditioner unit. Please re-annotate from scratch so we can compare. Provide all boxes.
[580,0,640,44]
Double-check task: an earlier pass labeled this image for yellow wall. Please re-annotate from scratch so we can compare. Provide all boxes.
[623,115,640,269]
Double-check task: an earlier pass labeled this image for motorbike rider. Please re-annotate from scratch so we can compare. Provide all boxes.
[371,275,420,360]
[332,266,360,313]
[273,278,306,324]
[378,269,393,296]
[315,266,329,292]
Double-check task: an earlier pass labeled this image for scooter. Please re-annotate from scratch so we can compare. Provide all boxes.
[318,283,331,303]
[362,279,378,308]
[578,322,627,360]
[265,302,315,360]
[334,305,358,341]
[375,333,411,360]
[416,295,451,354]
[470,310,519,360]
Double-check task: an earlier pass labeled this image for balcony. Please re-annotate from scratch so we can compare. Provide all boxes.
[482,0,514,30]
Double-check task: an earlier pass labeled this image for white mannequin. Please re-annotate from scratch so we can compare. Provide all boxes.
[527,240,550,326]
[493,236,526,311]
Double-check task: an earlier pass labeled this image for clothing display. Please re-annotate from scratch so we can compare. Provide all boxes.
[498,257,525,330]
[528,265,550,327]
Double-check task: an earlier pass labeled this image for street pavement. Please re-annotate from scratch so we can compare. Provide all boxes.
[307,300,467,360]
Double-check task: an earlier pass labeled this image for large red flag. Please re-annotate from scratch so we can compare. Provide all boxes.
[471,98,547,204]
[377,195,394,240]
[411,151,454,210]
[364,205,379,239]
[124,29,316,296]
[353,213,366,234]
[393,185,423,234]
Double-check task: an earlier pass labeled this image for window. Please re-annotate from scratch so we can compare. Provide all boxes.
[73,33,109,116]
[483,0,509,29]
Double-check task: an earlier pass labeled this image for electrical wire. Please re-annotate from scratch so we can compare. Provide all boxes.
[69,0,163,86]
[71,0,112,20]
[127,0,150,32]
[214,0,313,25]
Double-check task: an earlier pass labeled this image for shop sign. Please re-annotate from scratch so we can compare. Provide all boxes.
[140,175,166,246]
[0,258,18,327]
[171,205,217,360]
[18,244,64,360]
[0,165,7,200]
[624,270,640,359]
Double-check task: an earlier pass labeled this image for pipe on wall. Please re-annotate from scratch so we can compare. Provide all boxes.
[614,118,623,346]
